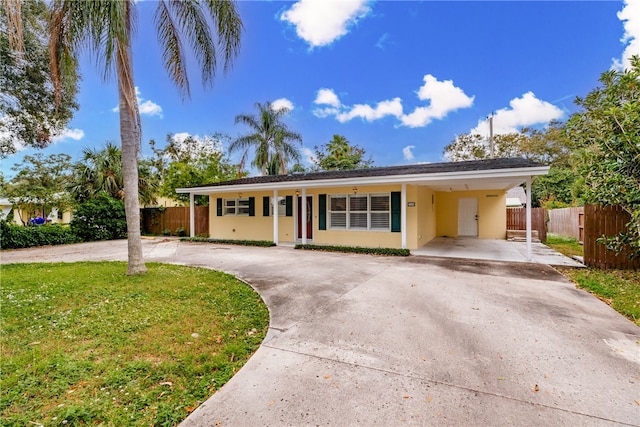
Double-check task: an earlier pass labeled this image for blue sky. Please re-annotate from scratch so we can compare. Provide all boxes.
[3,0,639,178]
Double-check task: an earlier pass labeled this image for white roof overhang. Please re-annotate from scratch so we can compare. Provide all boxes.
[176,165,550,195]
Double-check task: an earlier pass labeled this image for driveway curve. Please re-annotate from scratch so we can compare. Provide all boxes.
[2,239,639,426]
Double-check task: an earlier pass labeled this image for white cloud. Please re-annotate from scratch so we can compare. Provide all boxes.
[336,98,403,123]
[612,0,640,71]
[403,145,415,161]
[280,0,371,48]
[169,133,224,160]
[112,87,163,118]
[51,127,84,143]
[313,75,473,128]
[469,92,564,136]
[315,88,341,107]
[401,75,475,128]
[301,146,316,164]
[271,98,294,112]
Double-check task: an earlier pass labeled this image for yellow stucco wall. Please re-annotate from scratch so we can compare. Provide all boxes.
[207,186,506,248]
[435,190,506,238]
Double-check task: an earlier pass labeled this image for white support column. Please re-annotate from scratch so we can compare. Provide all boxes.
[189,193,195,237]
[401,183,407,249]
[272,189,279,245]
[525,176,532,261]
[301,188,307,244]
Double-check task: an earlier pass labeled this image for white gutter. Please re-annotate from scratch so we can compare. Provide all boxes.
[176,166,550,195]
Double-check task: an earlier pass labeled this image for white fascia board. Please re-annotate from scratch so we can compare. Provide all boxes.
[176,165,550,194]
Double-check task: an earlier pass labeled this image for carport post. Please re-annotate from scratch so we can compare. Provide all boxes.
[526,176,532,261]
[301,188,307,244]
[189,193,195,238]
[401,183,407,249]
[273,189,279,245]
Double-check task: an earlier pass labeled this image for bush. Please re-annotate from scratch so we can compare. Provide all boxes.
[295,244,410,257]
[0,220,77,249]
[180,237,276,247]
[70,194,127,242]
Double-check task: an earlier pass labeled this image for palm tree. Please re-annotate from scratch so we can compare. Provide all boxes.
[230,101,302,175]
[43,0,242,275]
[69,142,157,205]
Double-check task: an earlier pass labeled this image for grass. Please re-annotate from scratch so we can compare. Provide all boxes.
[546,234,639,326]
[0,262,269,426]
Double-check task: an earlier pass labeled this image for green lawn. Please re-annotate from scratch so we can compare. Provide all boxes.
[546,235,640,326]
[0,262,269,426]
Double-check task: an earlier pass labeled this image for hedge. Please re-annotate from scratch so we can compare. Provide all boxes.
[180,237,276,247]
[0,221,78,250]
[295,244,410,257]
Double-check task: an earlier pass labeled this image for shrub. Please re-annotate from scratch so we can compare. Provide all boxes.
[295,244,410,257]
[180,237,275,247]
[70,194,127,242]
[0,220,77,249]
[175,227,186,237]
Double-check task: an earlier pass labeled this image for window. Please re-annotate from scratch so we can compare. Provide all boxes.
[224,198,250,216]
[328,193,390,231]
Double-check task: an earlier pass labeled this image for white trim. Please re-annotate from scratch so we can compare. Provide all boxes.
[273,189,279,245]
[526,176,532,261]
[401,184,407,249]
[176,166,550,195]
[302,188,307,244]
[189,193,195,237]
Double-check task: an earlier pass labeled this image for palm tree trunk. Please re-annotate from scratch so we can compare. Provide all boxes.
[117,37,147,275]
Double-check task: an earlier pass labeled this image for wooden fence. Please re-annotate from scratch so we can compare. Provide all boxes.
[141,206,209,237]
[583,204,639,269]
[506,207,547,242]
[548,206,584,243]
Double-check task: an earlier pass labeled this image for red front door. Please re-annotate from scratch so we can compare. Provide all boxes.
[297,196,313,239]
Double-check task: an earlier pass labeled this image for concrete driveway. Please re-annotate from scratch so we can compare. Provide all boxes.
[2,239,639,426]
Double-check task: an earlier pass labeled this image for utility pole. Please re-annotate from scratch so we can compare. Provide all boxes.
[488,113,494,158]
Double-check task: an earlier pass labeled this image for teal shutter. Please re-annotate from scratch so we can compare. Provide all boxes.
[391,192,401,232]
[216,198,222,216]
[319,194,327,230]
[248,197,255,216]
[285,196,293,217]
[263,196,270,216]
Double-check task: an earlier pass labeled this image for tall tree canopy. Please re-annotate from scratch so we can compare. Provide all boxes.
[566,55,640,255]
[313,134,372,171]
[68,142,157,205]
[230,101,302,175]
[0,0,79,158]
[44,0,242,275]
[150,133,237,205]
[5,153,72,224]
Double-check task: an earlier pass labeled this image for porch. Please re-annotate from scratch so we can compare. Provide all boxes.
[412,236,584,267]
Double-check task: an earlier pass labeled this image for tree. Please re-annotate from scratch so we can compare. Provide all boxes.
[230,101,302,175]
[566,55,640,256]
[5,153,72,225]
[44,0,242,275]
[0,0,79,157]
[151,133,237,205]
[68,142,157,205]
[313,134,372,171]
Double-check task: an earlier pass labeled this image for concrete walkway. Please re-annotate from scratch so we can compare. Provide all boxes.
[2,240,638,426]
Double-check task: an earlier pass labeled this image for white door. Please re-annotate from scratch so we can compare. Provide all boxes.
[458,198,478,236]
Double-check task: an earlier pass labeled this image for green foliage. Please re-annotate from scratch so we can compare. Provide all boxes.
[181,237,276,247]
[69,142,157,205]
[313,134,373,171]
[5,153,73,224]
[70,194,127,242]
[0,262,268,425]
[0,220,77,249]
[566,55,640,256]
[532,167,581,208]
[230,101,302,175]
[295,244,410,257]
[0,0,79,158]
[150,133,237,205]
